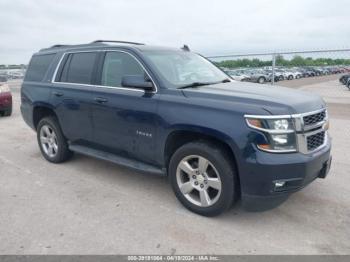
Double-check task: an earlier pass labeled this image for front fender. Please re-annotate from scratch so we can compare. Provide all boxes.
[158,123,242,173]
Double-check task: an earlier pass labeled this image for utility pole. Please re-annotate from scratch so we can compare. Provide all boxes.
[271,53,276,85]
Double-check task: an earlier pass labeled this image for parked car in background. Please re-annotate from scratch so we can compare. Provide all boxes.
[221,65,349,83]
[0,76,12,117]
[265,69,284,81]
[310,67,323,76]
[281,68,302,80]
[225,70,250,82]
[290,68,303,79]
[7,71,25,79]
[274,70,285,81]
[299,68,315,77]
[339,74,350,85]
[246,69,273,84]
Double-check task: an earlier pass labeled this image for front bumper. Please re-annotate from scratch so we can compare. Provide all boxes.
[0,92,12,110]
[240,139,332,211]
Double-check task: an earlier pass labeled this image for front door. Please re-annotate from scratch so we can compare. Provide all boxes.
[91,51,159,164]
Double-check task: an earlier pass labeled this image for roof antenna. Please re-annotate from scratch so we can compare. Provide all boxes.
[181,44,190,51]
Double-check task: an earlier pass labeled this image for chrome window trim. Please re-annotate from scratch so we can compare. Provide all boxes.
[51,49,158,93]
[51,53,66,84]
[244,108,328,154]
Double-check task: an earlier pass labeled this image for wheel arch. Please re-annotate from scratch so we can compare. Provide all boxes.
[164,126,240,176]
[32,103,58,130]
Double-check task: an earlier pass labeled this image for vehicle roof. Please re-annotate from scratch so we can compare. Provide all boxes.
[37,41,183,55]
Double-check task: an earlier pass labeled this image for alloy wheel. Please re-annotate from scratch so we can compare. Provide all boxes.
[176,155,222,207]
[40,124,58,158]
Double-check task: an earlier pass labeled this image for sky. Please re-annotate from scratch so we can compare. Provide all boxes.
[0,0,349,64]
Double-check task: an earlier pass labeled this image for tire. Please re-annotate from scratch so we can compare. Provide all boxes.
[169,141,238,217]
[257,77,265,84]
[288,75,293,80]
[3,107,12,117]
[37,116,73,163]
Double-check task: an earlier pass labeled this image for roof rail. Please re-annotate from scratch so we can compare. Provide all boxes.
[91,40,145,45]
[50,44,71,48]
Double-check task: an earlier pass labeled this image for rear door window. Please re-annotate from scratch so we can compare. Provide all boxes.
[25,54,56,81]
[59,52,97,84]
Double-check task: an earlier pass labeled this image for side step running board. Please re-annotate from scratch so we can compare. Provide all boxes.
[69,144,166,176]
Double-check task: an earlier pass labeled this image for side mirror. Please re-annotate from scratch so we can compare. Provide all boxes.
[121,75,154,91]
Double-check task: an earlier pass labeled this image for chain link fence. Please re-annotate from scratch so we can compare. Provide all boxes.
[2,49,350,88]
[207,49,350,88]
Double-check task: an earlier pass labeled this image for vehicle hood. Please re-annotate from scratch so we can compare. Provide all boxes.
[182,81,326,115]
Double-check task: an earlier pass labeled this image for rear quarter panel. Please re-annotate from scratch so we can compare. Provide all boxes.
[21,81,53,129]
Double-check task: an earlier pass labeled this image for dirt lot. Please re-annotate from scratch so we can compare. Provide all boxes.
[0,78,349,255]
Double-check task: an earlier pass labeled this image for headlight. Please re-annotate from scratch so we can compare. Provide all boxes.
[245,116,297,152]
[246,118,293,131]
[0,84,10,93]
[273,119,290,130]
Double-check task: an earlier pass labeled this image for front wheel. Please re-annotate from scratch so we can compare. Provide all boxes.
[169,141,238,217]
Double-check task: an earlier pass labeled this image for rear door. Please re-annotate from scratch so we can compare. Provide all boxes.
[90,51,159,164]
[51,51,98,143]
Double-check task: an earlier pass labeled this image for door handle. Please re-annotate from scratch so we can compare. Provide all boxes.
[53,91,64,97]
[94,97,108,103]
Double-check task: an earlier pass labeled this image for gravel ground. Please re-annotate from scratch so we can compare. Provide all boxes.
[0,78,349,255]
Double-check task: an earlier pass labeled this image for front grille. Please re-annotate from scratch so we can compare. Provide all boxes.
[307,131,325,151]
[303,111,326,126]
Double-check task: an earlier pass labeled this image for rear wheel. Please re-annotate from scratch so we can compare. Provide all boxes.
[3,107,12,117]
[257,77,265,84]
[169,141,238,217]
[37,116,73,163]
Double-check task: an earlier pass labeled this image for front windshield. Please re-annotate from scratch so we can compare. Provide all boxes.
[143,50,229,88]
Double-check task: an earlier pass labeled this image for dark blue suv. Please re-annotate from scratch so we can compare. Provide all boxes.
[21,40,332,216]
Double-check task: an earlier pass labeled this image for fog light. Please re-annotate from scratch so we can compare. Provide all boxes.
[271,134,288,144]
[274,181,286,188]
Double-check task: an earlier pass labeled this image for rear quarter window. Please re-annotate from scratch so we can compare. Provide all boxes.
[24,54,56,81]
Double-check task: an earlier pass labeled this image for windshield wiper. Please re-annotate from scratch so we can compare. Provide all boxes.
[177,82,214,89]
[177,79,231,89]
